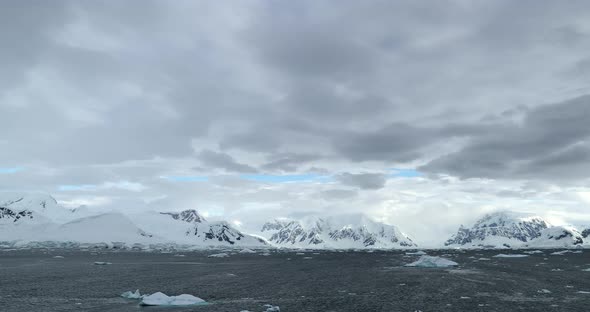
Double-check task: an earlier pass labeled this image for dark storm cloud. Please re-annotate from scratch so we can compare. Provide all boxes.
[421,95,590,180]
[335,173,387,190]
[197,150,257,173]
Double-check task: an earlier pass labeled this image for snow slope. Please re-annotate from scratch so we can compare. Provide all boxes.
[260,214,416,249]
[445,211,549,248]
[0,193,267,248]
[526,226,584,248]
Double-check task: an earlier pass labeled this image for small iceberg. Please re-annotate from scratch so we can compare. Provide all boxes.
[263,304,280,311]
[121,289,144,299]
[405,251,427,256]
[405,256,458,268]
[239,248,256,254]
[537,289,552,294]
[208,253,229,258]
[493,254,529,258]
[550,250,570,256]
[94,261,112,265]
[140,292,206,306]
[53,256,64,259]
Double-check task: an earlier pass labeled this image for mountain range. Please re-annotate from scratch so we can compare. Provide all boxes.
[1,192,589,250]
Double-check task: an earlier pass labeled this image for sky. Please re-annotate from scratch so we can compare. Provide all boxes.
[2,1,590,246]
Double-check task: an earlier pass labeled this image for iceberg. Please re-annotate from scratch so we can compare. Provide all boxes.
[239,248,256,254]
[140,292,206,306]
[493,254,529,258]
[550,250,570,256]
[405,256,458,268]
[405,251,427,255]
[263,304,280,312]
[93,261,112,265]
[121,289,143,299]
[208,252,229,258]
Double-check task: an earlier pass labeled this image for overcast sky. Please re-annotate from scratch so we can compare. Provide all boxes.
[2,1,590,245]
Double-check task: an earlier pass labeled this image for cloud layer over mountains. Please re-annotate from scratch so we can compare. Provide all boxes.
[2,1,590,244]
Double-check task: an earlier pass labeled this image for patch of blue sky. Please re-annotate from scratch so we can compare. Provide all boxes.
[0,167,24,174]
[241,173,332,183]
[160,175,209,182]
[389,168,422,178]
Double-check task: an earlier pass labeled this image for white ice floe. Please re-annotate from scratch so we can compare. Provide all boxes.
[405,251,427,255]
[53,255,64,258]
[239,248,256,254]
[524,250,544,254]
[550,250,570,256]
[493,254,529,258]
[208,253,229,258]
[140,292,206,306]
[263,304,280,311]
[405,256,458,268]
[93,261,112,265]
[121,289,143,299]
[537,289,552,294]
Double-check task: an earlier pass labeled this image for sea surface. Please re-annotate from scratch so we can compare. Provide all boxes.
[1,248,589,311]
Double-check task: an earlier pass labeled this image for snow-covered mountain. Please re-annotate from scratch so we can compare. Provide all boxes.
[0,193,66,224]
[135,209,269,246]
[0,193,267,248]
[445,211,549,248]
[260,214,416,249]
[526,226,584,248]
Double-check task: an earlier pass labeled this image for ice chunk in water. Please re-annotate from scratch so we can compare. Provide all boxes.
[263,304,280,311]
[93,261,112,265]
[140,292,206,306]
[405,256,458,268]
[493,254,529,258]
[121,289,143,299]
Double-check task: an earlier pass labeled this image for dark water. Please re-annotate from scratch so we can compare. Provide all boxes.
[1,248,589,311]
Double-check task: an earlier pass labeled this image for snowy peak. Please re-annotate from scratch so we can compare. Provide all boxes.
[0,192,58,212]
[528,226,584,248]
[445,211,549,248]
[0,207,34,223]
[260,214,416,248]
[160,209,205,223]
[0,193,63,224]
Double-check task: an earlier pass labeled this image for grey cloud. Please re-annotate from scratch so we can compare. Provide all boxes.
[197,150,257,173]
[3,0,590,241]
[421,95,590,180]
[316,189,358,200]
[335,173,387,190]
[261,153,320,172]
